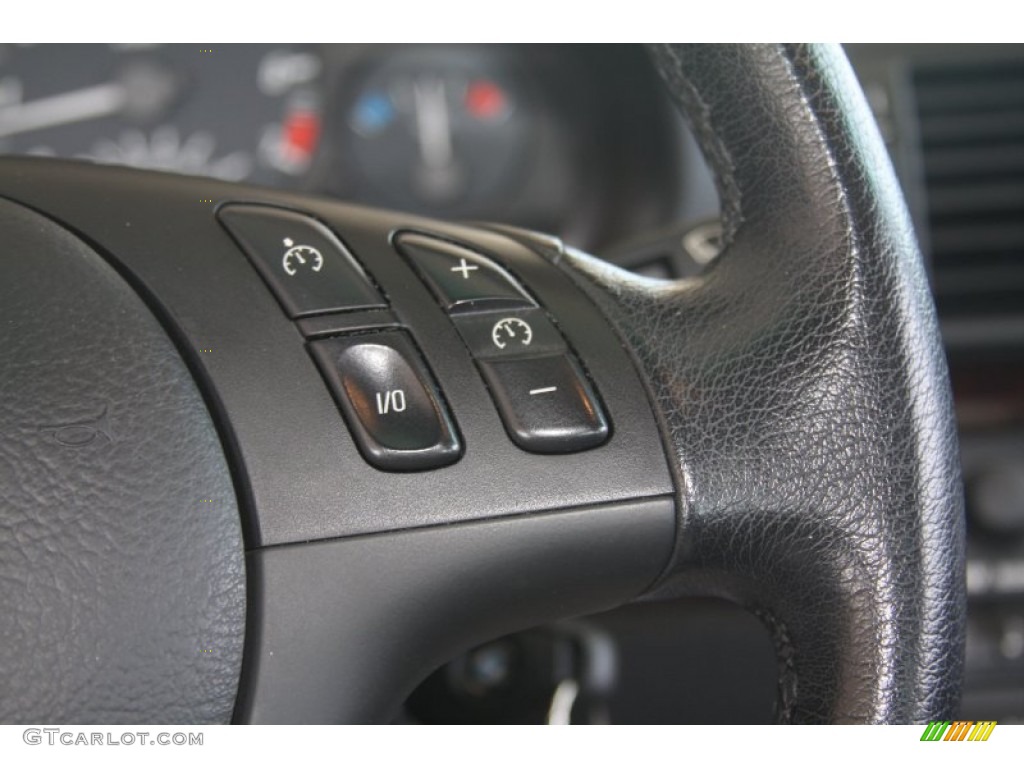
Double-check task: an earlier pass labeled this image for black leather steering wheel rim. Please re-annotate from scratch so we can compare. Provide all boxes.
[554,43,965,722]
[0,43,965,724]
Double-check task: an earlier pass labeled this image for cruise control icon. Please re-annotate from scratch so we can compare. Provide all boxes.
[281,237,324,276]
[491,317,533,349]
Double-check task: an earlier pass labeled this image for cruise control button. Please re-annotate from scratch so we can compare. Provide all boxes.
[309,331,461,471]
[395,232,535,313]
[478,354,609,454]
[219,204,385,317]
[452,308,566,360]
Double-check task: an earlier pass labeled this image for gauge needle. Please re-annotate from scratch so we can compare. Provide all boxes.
[0,82,128,139]
[0,64,178,140]
[412,78,454,170]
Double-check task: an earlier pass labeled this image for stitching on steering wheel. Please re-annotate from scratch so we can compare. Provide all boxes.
[647,43,744,249]
[749,604,798,724]
[646,42,814,727]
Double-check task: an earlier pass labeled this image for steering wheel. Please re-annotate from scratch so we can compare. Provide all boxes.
[0,44,964,724]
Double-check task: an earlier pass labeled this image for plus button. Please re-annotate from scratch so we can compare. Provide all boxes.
[451,258,479,279]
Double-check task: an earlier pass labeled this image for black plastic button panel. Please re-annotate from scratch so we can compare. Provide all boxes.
[395,232,535,313]
[393,231,610,455]
[309,331,461,471]
[478,355,609,453]
[219,204,385,317]
[219,209,610,467]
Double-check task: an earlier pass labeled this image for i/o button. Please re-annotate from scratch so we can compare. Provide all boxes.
[309,331,461,471]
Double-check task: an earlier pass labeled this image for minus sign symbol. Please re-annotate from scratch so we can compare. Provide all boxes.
[529,386,558,395]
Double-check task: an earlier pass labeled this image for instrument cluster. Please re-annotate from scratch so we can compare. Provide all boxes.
[0,43,685,250]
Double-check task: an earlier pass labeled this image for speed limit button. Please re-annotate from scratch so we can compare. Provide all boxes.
[219,204,385,317]
[309,331,461,471]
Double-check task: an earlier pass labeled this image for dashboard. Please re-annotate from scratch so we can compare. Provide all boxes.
[2,42,1022,724]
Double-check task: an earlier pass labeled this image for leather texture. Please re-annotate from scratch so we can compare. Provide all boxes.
[0,198,245,723]
[554,44,965,723]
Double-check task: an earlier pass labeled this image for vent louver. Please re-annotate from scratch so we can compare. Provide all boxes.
[913,58,1024,326]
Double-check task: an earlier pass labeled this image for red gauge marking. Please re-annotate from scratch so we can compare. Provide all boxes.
[465,80,508,120]
[283,110,321,157]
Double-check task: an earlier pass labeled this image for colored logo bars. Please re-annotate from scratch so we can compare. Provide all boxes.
[920,721,997,741]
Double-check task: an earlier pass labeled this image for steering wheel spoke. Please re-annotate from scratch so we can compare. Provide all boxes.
[239,498,673,723]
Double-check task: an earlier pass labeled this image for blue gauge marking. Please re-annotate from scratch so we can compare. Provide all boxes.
[351,90,395,136]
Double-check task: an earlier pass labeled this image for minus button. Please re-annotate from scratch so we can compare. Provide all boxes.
[478,354,609,453]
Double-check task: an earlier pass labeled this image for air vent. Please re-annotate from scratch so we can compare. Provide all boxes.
[913,58,1024,325]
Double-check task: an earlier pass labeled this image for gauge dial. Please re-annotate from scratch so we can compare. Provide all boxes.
[281,242,324,276]
[491,317,534,350]
[342,48,534,212]
[0,44,323,186]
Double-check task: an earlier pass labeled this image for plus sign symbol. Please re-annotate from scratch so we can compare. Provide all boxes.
[450,258,479,280]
